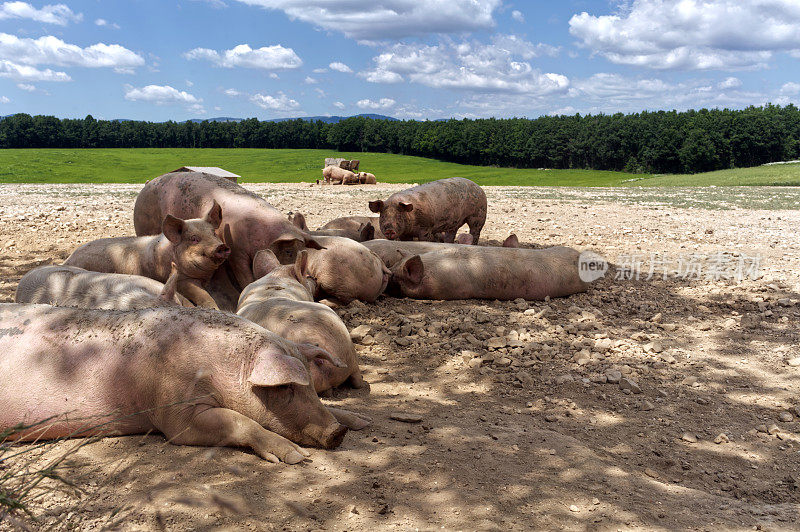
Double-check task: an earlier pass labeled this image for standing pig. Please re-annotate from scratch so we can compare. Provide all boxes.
[388,246,589,300]
[321,215,384,239]
[15,264,192,309]
[322,166,356,185]
[65,202,229,308]
[133,171,321,292]
[0,304,369,463]
[368,177,486,244]
[238,250,365,392]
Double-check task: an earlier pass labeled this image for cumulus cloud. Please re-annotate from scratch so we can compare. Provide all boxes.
[356,98,396,110]
[0,59,70,81]
[223,88,241,97]
[333,101,345,109]
[718,77,742,89]
[124,84,201,105]
[0,1,81,25]
[94,18,120,29]
[251,91,300,111]
[511,10,524,23]
[0,95,9,103]
[329,61,352,73]
[184,43,302,69]
[304,76,317,84]
[16,82,34,91]
[232,0,501,40]
[0,33,144,71]
[780,82,800,95]
[360,36,568,95]
[569,0,800,70]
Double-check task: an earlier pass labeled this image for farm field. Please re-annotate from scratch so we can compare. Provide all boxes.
[1,183,799,530]
[1,148,800,186]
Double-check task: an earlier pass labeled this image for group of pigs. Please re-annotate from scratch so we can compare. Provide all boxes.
[0,173,589,463]
[320,165,377,185]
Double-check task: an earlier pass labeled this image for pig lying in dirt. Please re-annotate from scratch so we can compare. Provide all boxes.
[289,213,375,242]
[387,246,588,300]
[322,166,356,185]
[358,172,377,184]
[321,215,384,239]
[364,236,520,270]
[0,304,370,462]
[15,264,192,309]
[369,177,487,244]
[238,250,365,392]
[65,202,229,308]
[134,171,321,292]
[307,235,390,305]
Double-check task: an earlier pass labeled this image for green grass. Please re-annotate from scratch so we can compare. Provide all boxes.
[0,148,798,186]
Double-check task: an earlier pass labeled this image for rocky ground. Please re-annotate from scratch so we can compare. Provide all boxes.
[1,183,800,531]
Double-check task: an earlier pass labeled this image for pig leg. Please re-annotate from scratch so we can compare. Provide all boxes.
[441,230,457,243]
[177,279,220,310]
[163,407,310,464]
[466,215,485,245]
[327,407,371,430]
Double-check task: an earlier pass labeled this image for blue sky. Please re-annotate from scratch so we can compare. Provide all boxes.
[1,0,799,121]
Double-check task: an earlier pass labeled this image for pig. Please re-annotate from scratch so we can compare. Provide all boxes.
[15,264,193,309]
[237,250,365,392]
[320,215,384,239]
[0,304,370,463]
[133,171,321,293]
[364,239,469,269]
[289,213,374,242]
[358,172,377,185]
[368,177,486,244]
[305,235,390,306]
[455,233,474,245]
[322,166,356,185]
[65,202,229,309]
[503,234,519,248]
[388,246,588,300]
[342,171,361,185]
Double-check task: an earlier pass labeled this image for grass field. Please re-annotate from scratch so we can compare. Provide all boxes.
[0,148,798,186]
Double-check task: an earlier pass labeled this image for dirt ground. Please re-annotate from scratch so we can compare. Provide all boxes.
[1,183,800,531]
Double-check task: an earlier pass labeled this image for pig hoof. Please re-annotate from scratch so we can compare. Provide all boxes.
[284,449,306,464]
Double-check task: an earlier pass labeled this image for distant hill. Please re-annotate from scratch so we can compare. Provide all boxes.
[184,113,398,124]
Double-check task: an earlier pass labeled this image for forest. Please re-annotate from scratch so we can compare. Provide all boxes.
[1,104,799,174]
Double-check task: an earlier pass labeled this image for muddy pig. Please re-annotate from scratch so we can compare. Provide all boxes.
[388,246,589,300]
[133,171,321,292]
[368,177,486,244]
[65,202,228,308]
[0,304,370,462]
[238,250,366,392]
[15,264,192,309]
[289,213,374,242]
[322,166,356,185]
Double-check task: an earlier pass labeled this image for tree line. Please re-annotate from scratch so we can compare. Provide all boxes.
[2,104,799,174]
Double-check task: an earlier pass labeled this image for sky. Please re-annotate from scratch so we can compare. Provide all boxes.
[1,0,800,121]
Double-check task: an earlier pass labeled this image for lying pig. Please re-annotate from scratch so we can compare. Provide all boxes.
[322,166,356,185]
[15,264,192,309]
[368,177,486,244]
[289,213,374,242]
[306,235,390,305]
[365,239,471,269]
[321,215,384,239]
[65,201,229,308]
[358,172,377,185]
[388,246,589,300]
[0,304,369,463]
[238,250,365,392]
[134,171,321,292]
[342,171,361,185]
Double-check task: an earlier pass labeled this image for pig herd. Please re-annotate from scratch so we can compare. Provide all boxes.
[0,172,591,464]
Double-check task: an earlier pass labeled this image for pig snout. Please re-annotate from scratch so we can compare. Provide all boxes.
[213,244,231,261]
[304,422,348,449]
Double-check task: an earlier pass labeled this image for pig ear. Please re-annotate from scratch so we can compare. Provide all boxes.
[159,262,180,302]
[293,249,310,281]
[249,350,310,387]
[368,200,384,213]
[303,237,324,250]
[253,250,281,279]
[503,233,519,248]
[359,223,375,241]
[297,343,348,368]
[398,202,413,212]
[290,213,308,231]
[403,255,424,286]
[203,200,223,230]
[162,215,185,244]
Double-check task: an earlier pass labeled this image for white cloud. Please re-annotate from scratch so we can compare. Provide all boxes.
[251,91,300,111]
[124,84,202,105]
[223,88,241,97]
[312,67,327,73]
[232,0,501,40]
[16,82,34,91]
[184,43,301,69]
[329,61,352,73]
[185,80,194,87]
[356,98,396,110]
[511,10,524,23]
[780,82,800,95]
[94,18,120,29]
[269,72,279,79]
[0,33,144,70]
[333,101,345,109]
[0,1,81,25]
[192,0,228,7]
[304,75,317,84]
[569,0,800,70]
[718,77,741,89]
[361,37,568,95]
[0,59,70,81]
[314,87,325,97]
[0,95,9,103]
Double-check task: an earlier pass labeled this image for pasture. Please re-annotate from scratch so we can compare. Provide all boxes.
[1,182,799,530]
